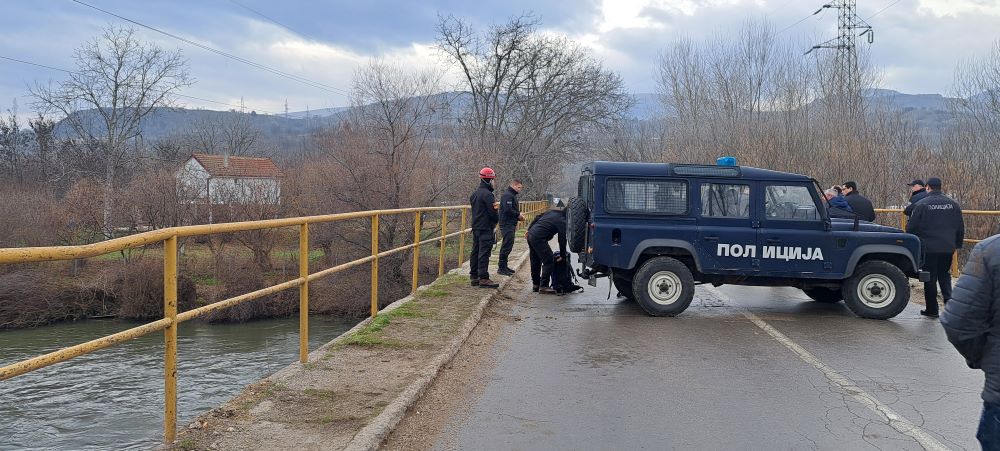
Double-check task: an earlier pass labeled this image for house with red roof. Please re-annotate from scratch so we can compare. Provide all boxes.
[177,153,283,205]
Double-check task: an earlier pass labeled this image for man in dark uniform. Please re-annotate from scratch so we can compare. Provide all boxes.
[907,177,965,317]
[469,167,500,288]
[497,180,524,276]
[525,199,567,294]
[841,181,876,222]
[904,179,928,217]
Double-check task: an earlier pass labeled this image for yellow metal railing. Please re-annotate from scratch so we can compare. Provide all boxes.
[0,200,548,444]
[876,208,1000,275]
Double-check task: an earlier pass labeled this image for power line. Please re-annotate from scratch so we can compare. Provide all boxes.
[777,13,817,34]
[227,0,303,37]
[69,0,349,97]
[0,53,279,114]
[867,0,903,19]
[0,55,72,73]
[227,0,328,47]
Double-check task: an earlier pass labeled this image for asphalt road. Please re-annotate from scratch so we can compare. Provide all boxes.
[431,269,985,450]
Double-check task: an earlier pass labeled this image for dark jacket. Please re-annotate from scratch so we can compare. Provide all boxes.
[906,191,965,254]
[498,186,521,228]
[527,210,567,256]
[844,192,876,222]
[826,194,855,219]
[469,180,498,231]
[904,189,929,217]
[941,235,1000,404]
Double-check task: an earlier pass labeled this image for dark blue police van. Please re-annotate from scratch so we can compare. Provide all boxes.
[566,159,930,319]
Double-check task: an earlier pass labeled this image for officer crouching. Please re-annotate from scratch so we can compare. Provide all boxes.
[525,198,568,294]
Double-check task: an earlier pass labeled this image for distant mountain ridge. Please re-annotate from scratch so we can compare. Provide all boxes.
[54,89,974,147]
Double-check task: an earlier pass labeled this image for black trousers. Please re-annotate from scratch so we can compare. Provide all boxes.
[469,229,495,280]
[528,237,555,287]
[923,252,954,313]
[498,224,516,269]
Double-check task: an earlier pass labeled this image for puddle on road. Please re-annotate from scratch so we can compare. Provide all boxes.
[576,347,638,369]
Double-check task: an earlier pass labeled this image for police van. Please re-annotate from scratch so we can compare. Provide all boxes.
[566,159,930,319]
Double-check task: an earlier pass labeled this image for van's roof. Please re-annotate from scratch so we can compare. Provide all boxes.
[583,161,812,183]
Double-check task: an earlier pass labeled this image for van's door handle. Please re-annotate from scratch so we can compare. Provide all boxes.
[766,238,781,245]
[703,236,719,241]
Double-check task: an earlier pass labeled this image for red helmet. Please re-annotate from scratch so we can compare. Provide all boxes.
[479,167,496,179]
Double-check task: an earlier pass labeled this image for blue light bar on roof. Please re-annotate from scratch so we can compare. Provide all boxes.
[717,156,737,166]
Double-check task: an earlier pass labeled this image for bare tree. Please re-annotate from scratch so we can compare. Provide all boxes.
[185,112,266,157]
[0,102,31,182]
[31,25,192,237]
[309,60,459,279]
[437,14,633,194]
[28,114,57,182]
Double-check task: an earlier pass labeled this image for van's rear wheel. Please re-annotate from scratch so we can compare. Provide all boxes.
[803,287,843,303]
[633,257,694,316]
[613,277,634,300]
[842,261,909,319]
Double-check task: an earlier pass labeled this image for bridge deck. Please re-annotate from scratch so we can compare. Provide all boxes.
[389,263,982,450]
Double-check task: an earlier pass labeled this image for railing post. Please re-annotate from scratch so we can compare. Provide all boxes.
[459,208,467,266]
[371,214,380,318]
[412,212,422,294]
[439,209,447,277]
[163,235,178,444]
[952,250,960,277]
[900,211,907,230]
[299,223,309,364]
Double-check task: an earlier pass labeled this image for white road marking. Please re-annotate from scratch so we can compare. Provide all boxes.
[705,286,951,451]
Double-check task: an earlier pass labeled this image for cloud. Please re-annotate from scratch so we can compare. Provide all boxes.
[1,0,998,121]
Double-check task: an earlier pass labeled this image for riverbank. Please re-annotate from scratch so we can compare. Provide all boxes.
[171,241,530,451]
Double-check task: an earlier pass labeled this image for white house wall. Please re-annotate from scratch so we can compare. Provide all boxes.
[208,177,281,204]
[176,158,211,199]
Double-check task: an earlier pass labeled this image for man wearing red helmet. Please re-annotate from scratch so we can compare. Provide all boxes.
[469,167,500,288]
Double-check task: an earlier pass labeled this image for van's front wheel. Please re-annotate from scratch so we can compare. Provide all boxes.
[633,257,694,316]
[842,261,909,319]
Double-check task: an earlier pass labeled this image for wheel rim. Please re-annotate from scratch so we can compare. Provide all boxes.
[856,274,896,309]
[647,271,682,305]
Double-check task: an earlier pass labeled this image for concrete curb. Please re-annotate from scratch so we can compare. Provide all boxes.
[342,247,532,451]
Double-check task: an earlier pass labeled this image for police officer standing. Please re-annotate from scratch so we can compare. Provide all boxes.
[904,179,929,217]
[469,167,500,288]
[906,177,965,317]
[497,180,524,276]
[526,198,568,294]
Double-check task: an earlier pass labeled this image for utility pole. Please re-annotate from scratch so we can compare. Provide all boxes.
[284,98,289,118]
[806,0,873,118]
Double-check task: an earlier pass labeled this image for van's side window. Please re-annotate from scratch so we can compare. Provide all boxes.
[701,183,751,218]
[606,178,687,215]
[765,185,820,220]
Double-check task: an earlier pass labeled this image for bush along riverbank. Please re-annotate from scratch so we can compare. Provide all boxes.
[0,240,469,329]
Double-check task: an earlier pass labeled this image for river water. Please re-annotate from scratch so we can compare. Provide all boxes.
[0,315,355,450]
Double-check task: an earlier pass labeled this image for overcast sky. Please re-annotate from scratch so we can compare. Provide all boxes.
[1,0,998,117]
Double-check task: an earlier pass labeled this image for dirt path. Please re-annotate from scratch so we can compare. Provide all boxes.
[381,273,531,451]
